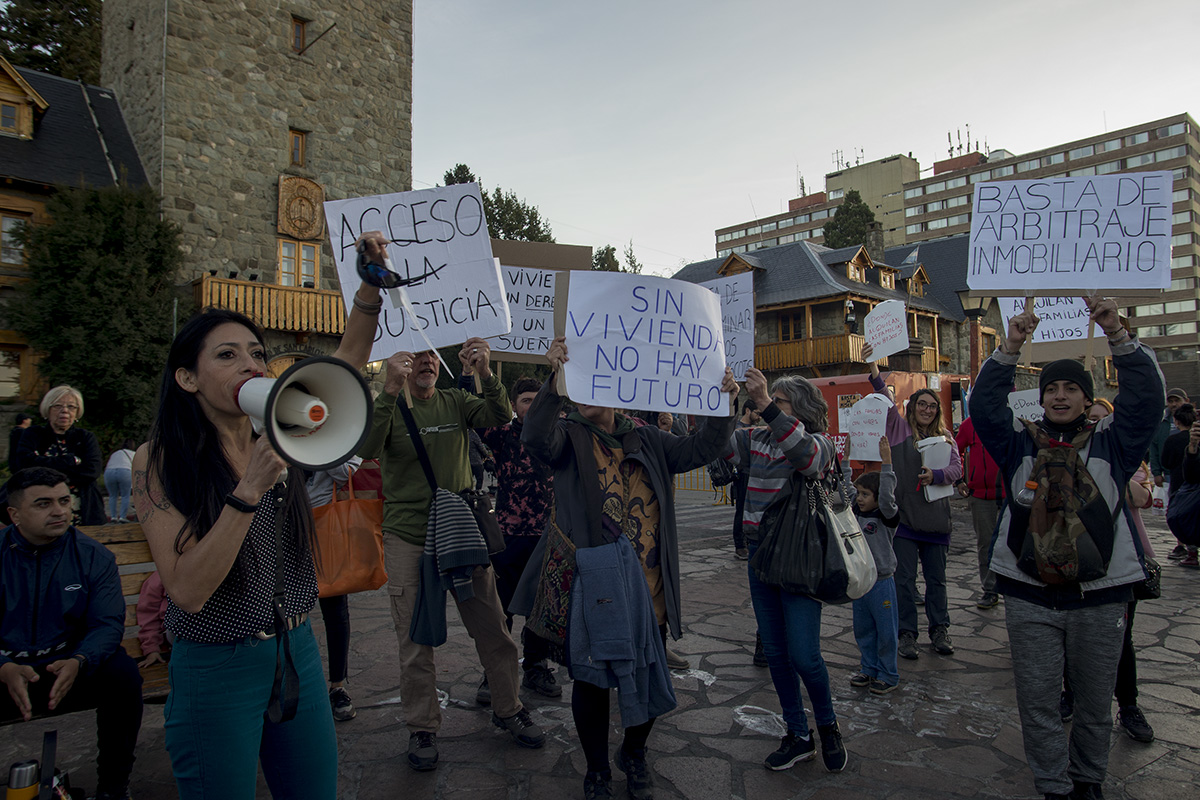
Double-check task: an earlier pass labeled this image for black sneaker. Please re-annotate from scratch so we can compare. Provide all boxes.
[615,745,654,800]
[735,547,749,560]
[763,729,815,771]
[930,625,955,655]
[476,675,491,706]
[1071,781,1104,800]
[817,722,848,772]
[1117,705,1154,743]
[869,679,899,695]
[584,770,614,800]
[849,671,871,688]
[1059,691,1074,723]
[1167,543,1187,560]
[664,646,690,670]
[493,708,545,748]
[329,686,356,721]
[898,631,919,660]
[753,633,768,668]
[976,592,1000,609]
[522,663,562,698]
[407,731,438,771]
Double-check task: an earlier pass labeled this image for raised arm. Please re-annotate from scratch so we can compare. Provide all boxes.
[520,337,572,468]
[330,231,387,370]
[657,367,738,473]
[744,367,835,477]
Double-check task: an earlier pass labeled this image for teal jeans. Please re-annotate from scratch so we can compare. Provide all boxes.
[164,619,337,799]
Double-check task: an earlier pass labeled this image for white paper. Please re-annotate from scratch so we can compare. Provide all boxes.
[486,265,556,357]
[848,394,892,461]
[322,183,512,361]
[700,272,755,380]
[1007,388,1045,421]
[563,272,728,415]
[837,394,862,434]
[997,297,1106,344]
[968,172,1173,293]
[916,436,956,501]
[863,299,909,360]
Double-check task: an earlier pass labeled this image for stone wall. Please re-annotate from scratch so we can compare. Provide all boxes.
[102,0,414,290]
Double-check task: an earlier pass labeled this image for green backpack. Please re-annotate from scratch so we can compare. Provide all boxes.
[1013,420,1118,585]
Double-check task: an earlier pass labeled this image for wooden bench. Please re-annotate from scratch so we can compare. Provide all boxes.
[77,522,170,701]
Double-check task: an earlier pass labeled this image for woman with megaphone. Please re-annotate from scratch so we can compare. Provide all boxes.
[130,232,388,799]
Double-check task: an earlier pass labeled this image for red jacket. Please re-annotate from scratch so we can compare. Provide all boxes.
[955,417,1005,501]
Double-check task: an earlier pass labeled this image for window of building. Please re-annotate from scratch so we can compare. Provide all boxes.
[905,205,923,217]
[1167,322,1198,336]
[947,195,969,208]
[1157,122,1186,138]
[1173,167,1189,181]
[780,311,806,341]
[992,165,1014,178]
[828,188,844,200]
[926,200,944,213]
[811,226,824,238]
[881,271,895,289]
[1126,152,1155,168]
[1,212,28,265]
[1172,233,1193,248]
[1164,299,1197,314]
[927,217,949,230]
[947,176,967,189]
[795,213,809,224]
[1017,158,1040,173]
[1069,145,1095,160]
[717,248,732,258]
[0,102,17,133]
[926,180,946,194]
[1135,303,1166,316]
[947,213,970,226]
[1043,153,1064,166]
[762,221,777,232]
[778,233,795,244]
[1173,188,1190,204]
[754,238,777,249]
[289,129,306,166]
[848,263,865,282]
[291,16,308,53]
[747,225,761,236]
[1169,276,1195,292]
[909,279,925,297]
[1172,254,1197,269]
[1098,139,1122,153]
[1125,132,1150,146]
[279,238,318,286]
[1096,161,1121,175]
[1173,210,1192,226]
[1157,145,1187,162]
[971,170,991,183]
[906,223,923,235]
[812,210,830,221]
[1070,166,1096,177]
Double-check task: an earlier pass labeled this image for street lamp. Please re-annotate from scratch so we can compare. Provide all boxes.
[957,290,992,378]
[844,298,858,334]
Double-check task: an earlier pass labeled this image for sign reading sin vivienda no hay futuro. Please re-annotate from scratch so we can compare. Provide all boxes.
[967,171,1172,294]
[564,272,729,415]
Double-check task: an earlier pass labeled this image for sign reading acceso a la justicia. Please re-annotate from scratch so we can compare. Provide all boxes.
[968,171,1172,293]
[564,272,728,415]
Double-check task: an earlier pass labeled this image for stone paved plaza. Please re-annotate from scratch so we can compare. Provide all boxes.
[3,493,1198,799]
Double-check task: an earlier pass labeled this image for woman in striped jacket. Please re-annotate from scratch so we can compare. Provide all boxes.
[726,367,847,775]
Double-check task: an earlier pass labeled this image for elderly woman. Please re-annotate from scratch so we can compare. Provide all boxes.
[728,367,847,774]
[12,385,104,526]
[513,337,736,800]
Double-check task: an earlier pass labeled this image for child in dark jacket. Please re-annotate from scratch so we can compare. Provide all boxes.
[851,438,901,694]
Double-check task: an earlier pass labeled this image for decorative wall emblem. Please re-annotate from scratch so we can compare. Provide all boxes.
[278,176,325,239]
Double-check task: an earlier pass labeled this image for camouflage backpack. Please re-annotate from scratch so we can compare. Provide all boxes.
[1013,419,1119,585]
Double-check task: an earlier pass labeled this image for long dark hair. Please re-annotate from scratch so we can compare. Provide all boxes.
[146,308,314,567]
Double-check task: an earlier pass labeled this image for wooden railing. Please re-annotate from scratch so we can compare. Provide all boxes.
[755,333,866,371]
[192,276,347,335]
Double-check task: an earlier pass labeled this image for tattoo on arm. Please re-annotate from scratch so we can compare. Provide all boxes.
[132,469,171,523]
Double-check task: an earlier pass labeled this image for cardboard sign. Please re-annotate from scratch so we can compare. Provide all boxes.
[864,300,909,360]
[997,296,1106,344]
[848,394,892,461]
[322,183,511,361]
[837,394,862,434]
[1008,388,1044,421]
[700,272,755,380]
[487,265,556,358]
[563,272,728,415]
[968,172,1173,294]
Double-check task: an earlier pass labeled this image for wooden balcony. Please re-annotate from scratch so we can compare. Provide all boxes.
[755,333,866,371]
[192,276,346,335]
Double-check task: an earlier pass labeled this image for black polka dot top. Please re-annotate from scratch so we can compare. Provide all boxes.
[165,489,317,643]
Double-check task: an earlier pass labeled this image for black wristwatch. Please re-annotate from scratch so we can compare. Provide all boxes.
[71,653,87,668]
[224,493,258,514]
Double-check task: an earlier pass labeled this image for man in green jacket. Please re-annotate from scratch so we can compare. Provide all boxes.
[359,337,543,772]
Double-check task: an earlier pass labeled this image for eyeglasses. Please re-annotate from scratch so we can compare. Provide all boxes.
[50,404,79,413]
[914,401,939,411]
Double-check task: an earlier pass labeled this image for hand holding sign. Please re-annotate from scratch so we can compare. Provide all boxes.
[1005,304,1041,354]
[459,337,493,379]
[1084,296,1123,337]
[546,336,569,372]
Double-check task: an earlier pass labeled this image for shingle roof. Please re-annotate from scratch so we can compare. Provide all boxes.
[673,240,953,318]
[885,235,971,322]
[0,67,146,189]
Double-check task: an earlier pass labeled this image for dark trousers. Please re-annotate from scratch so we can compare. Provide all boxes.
[0,649,143,793]
[317,594,350,683]
[894,536,950,635]
[732,474,749,550]
[572,679,655,773]
[490,534,552,666]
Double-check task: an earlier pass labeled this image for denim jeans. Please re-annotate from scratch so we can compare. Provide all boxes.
[893,536,950,636]
[852,575,899,685]
[104,467,132,520]
[746,543,836,735]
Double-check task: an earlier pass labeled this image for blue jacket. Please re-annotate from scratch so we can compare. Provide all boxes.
[968,337,1164,607]
[0,525,124,674]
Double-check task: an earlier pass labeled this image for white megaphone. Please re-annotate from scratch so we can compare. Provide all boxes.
[235,356,373,471]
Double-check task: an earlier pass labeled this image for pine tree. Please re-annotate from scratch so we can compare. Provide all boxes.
[442,164,554,242]
[821,189,876,249]
[0,0,101,84]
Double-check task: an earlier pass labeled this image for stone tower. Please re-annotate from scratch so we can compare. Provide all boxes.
[101,1,413,291]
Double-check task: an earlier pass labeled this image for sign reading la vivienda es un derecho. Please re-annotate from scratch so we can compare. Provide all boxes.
[564,272,729,415]
[699,272,754,381]
[322,183,511,362]
[968,171,1173,293]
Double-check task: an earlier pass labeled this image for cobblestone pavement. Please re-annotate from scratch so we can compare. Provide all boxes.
[4,494,1198,799]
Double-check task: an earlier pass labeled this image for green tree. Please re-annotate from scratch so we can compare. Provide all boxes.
[820,189,876,249]
[622,240,643,275]
[0,0,101,84]
[592,244,619,271]
[8,183,186,448]
[443,164,555,242]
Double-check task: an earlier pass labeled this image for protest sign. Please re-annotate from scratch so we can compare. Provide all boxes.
[563,272,728,415]
[997,296,1105,345]
[832,434,849,460]
[968,171,1172,294]
[700,272,755,380]
[1008,388,1044,421]
[323,183,511,362]
[836,394,861,433]
[848,393,892,461]
[864,300,909,360]
[487,265,556,359]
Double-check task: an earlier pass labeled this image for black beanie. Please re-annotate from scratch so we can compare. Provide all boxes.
[1039,359,1093,402]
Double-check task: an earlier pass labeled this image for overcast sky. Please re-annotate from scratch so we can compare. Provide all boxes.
[410,0,1199,277]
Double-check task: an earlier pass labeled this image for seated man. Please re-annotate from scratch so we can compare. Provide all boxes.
[0,467,143,800]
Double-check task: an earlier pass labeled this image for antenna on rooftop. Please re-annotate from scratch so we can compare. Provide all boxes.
[947,131,953,159]
[832,150,845,170]
[796,167,807,197]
